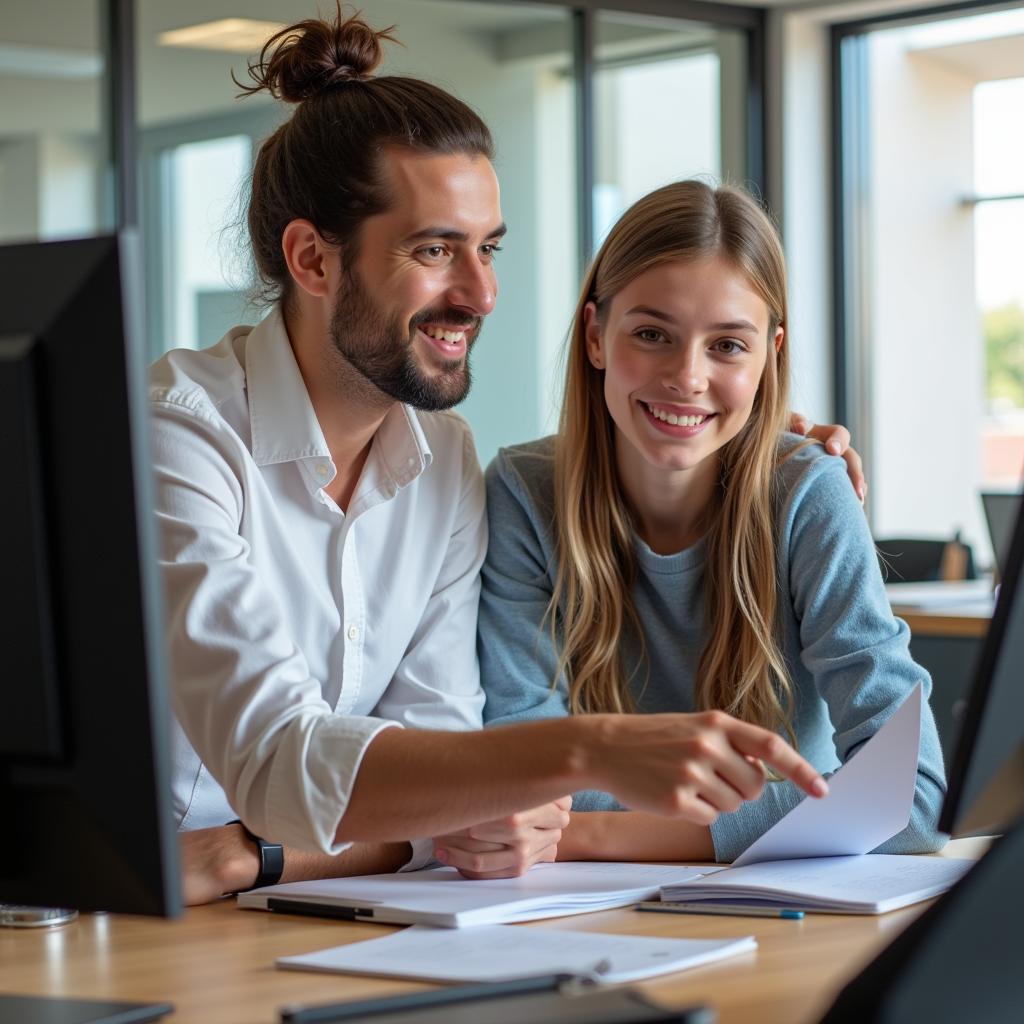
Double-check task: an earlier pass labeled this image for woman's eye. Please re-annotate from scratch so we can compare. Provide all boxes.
[715,339,743,354]
[636,328,665,343]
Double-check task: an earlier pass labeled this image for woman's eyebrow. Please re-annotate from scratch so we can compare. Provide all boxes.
[624,305,676,323]
[708,320,759,333]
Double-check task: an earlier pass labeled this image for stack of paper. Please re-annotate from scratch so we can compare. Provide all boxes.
[658,684,974,914]
[278,924,756,984]
[659,854,973,914]
[239,862,707,928]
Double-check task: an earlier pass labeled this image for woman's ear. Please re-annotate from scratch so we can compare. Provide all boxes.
[774,323,785,354]
[583,302,606,369]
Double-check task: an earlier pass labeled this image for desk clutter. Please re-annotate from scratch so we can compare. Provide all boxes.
[243,683,970,1020]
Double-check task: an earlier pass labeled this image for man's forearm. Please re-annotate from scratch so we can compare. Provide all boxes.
[338,718,589,843]
[279,841,412,884]
[180,824,412,905]
[338,710,827,846]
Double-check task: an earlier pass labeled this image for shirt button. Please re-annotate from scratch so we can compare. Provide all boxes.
[316,463,330,478]
[347,625,359,641]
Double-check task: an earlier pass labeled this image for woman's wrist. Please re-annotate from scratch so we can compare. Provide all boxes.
[557,811,596,861]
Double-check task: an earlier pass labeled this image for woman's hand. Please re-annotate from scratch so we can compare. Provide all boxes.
[432,796,572,879]
[789,412,866,503]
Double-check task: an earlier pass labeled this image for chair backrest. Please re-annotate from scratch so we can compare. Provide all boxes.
[875,537,977,582]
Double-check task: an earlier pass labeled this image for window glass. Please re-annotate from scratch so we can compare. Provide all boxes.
[0,0,111,242]
[841,9,1024,568]
[137,0,574,463]
[593,11,748,246]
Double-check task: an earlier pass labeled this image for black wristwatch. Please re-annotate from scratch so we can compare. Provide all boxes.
[229,819,284,892]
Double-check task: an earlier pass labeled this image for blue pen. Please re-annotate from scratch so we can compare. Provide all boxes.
[636,901,805,920]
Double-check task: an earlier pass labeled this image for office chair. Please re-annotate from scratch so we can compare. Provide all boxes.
[874,536,977,583]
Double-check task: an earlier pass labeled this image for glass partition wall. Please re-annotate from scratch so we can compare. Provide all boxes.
[0,0,764,465]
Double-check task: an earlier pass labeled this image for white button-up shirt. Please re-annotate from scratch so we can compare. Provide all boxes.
[149,307,486,854]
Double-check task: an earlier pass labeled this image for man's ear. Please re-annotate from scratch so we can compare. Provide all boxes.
[281,219,335,300]
[583,302,605,369]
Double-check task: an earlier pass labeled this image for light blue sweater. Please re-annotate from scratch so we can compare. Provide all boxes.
[479,435,947,862]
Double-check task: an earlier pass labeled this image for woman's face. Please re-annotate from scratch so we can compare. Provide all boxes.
[585,255,782,479]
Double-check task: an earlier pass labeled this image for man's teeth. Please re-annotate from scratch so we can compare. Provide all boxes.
[422,326,466,343]
[646,404,707,427]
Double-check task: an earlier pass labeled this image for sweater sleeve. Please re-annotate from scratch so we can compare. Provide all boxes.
[709,450,948,862]
[478,449,619,811]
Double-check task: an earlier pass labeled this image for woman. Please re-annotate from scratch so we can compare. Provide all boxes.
[478,181,946,864]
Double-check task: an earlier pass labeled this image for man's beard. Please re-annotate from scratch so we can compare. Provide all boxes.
[328,268,478,412]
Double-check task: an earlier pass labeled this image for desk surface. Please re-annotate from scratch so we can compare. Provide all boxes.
[886,580,994,638]
[0,839,987,1024]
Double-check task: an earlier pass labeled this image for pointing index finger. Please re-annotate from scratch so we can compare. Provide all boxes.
[725,719,828,798]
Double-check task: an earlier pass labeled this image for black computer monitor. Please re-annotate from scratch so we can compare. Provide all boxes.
[939,484,1024,837]
[823,486,1024,1023]
[0,234,181,917]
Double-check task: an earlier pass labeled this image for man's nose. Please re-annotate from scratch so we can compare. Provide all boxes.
[447,256,496,317]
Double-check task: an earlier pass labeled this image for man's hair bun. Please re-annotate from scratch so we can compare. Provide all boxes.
[235,5,398,103]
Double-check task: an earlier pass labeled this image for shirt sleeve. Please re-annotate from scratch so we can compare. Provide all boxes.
[478,451,618,812]
[709,451,949,862]
[371,424,486,733]
[151,399,398,856]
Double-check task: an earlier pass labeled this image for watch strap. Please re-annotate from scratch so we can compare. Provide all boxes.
[228,819,284,892]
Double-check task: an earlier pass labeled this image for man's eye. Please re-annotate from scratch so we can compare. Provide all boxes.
[480,244,503,260]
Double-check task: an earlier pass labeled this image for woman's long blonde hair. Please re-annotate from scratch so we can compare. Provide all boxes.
[552,180,796,742]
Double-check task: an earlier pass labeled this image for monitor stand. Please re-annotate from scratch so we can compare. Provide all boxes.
[0,904,79,927]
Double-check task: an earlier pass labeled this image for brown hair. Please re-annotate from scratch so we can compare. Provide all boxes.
[237,4,494,308]
[552,180,799,745]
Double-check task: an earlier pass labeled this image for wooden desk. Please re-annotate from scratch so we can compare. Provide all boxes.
[886,582,995,760]
[887,580,994,639]
[0,840,986,1024]
[890,604,991,639]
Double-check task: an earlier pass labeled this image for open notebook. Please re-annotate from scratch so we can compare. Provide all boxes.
[658,853,972,914]
[656,684,973,914]
[238,862,707,928]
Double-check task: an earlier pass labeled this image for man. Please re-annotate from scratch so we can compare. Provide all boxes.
[154,10,847,905]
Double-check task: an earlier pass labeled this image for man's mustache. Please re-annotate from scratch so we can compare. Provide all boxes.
[409,309,482,333]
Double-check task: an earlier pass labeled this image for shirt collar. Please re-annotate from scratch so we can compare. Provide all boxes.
[246,306,330,467]
[246,305,433,490]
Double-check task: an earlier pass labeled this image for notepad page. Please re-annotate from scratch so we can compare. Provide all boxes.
[278,924,757,985]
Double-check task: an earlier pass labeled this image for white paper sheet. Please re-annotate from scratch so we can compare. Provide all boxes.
[239,861,709,927]
[278,924,757,985]
[731,683,922,867]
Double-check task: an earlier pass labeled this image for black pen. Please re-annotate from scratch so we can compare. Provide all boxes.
[279,974,572,1023]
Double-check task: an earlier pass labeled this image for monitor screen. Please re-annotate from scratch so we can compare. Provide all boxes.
[981,490,1021,578]
[0,234,181,916]
[939,486,1024,837]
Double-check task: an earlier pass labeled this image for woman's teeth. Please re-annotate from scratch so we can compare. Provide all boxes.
[646,404,707,427]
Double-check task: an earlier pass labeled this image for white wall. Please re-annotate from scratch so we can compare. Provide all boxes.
[867,39,983,548]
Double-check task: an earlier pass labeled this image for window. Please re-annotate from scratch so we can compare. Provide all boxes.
[0,0,112,243]
[835,3,1024,569]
